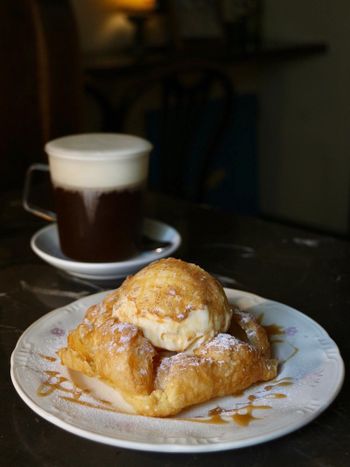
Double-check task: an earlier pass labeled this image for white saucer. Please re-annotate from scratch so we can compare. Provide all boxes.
[30,219,181,280]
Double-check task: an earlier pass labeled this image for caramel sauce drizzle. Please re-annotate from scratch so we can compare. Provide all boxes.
[38,354,57,362]
[186,377,293,425]
[37,369,121,413]
[248,393,286,401]
[186,403,272,426]
[256,317,300,366]
[36,354,113,413]
[37,358,293,427]
[263,377,293,391]
[264,324,285,337]
[36,322,296,427]
[215,404,271,426]
[37,370,89,399]
[256,314,285,338]
[186,411,229,425]
[281,344,299,364]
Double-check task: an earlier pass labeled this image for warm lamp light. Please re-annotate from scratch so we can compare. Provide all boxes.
[103,0,157,60]
[114,0,156,13]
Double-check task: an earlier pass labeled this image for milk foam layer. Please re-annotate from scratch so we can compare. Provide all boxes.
[49,156,149,189]
[45,133,151,189]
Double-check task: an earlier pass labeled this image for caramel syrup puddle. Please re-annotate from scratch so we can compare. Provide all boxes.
[255,316,299,364]
[188,404,272,426]
[255,314,285,338]
[264,324,285,337]
[185,377,294,425]
[186,412,229,425]
[218,404,271,427]
[248,393,287,401]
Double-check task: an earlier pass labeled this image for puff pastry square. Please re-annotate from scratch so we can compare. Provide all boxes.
[58,258,278,417]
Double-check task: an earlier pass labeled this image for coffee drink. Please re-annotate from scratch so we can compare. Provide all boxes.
[45,133,151,262]
[54,185,143,262]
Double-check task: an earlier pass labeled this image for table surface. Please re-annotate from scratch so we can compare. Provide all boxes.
[1,191,349,467]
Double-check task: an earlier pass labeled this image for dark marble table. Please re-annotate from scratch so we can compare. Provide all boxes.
[1,191,349,466]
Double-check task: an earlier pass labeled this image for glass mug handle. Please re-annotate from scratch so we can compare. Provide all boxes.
[23,163,57,222]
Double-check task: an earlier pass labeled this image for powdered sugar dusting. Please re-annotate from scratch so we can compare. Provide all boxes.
[111,321,136,334]
[204,333,242,351]
[234,310,253,325]
[158,353,203,374]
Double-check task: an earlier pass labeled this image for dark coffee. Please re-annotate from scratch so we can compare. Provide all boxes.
[54,185,143,262]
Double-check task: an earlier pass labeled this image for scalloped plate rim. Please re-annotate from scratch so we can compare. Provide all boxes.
[10,289,345,453]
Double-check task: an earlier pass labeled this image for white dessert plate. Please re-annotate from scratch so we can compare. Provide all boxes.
[30,219,181,280]
[11,289,344,453]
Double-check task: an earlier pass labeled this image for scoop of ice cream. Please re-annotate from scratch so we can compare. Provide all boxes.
[111,258,232,351]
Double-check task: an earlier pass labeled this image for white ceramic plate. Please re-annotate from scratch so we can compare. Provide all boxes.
[11,289,344,453]
[30,218,181,280]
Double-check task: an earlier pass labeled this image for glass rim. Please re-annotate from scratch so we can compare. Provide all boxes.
[45,133,153,161]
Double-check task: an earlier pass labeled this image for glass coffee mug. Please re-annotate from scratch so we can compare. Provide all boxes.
[24,133,152,262]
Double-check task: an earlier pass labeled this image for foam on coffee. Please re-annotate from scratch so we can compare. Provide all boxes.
[45,133,152,190]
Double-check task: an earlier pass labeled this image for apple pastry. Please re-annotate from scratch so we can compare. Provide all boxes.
[58,258,278,417]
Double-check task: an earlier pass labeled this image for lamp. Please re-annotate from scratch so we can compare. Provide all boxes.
[114,0,155,13]
[113,0,156,59]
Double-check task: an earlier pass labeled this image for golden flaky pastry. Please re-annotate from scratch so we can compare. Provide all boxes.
[58,258,278,417]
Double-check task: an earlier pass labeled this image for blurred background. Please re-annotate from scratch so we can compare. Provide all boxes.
[1,0,349,237]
